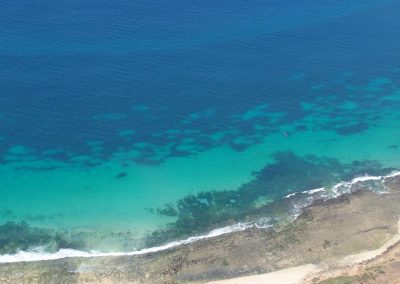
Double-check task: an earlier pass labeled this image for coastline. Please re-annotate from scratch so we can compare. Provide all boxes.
[1,171,399,264]
[209,220,400,284]
[1,174,400,283]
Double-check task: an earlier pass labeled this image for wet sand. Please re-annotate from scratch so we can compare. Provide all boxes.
[1,176,400,283]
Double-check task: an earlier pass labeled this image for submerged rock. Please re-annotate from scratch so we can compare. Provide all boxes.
[115,172,128,179]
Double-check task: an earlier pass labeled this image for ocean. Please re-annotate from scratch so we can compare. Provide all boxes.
[0,0,400,257]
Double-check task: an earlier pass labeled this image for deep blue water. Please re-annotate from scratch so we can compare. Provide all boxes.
[1,0,399,165]
[0,0,400,254]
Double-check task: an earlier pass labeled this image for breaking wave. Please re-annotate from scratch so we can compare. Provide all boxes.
[1,170,399,263]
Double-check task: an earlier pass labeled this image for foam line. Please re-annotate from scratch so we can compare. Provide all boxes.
[302,187,325,194]
[1,170,399,263]
[0,223,253,263]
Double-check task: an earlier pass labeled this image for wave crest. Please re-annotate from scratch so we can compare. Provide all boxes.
[1,171,399,263]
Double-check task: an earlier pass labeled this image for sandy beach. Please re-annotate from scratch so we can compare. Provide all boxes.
[209,220,400,284]
[1,175,400,283]
[208,265,318,284]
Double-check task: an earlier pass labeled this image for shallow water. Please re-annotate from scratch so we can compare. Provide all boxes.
[1,0,400,254]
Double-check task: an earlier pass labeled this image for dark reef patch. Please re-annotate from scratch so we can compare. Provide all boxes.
[2,74,399,168]
[334,123,369,136]
[147,151,394,247]
[157,204,178,217]
[0,222,85,254]
[115,172,128,179]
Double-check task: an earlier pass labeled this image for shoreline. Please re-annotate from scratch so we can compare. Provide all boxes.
[1,171,399,264]
[208,220,400,284]
[1,174,400,283]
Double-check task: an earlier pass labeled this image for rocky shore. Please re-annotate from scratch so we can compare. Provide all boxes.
[1,175,400,284]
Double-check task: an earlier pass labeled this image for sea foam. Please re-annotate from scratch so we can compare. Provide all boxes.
[1,170,399,263]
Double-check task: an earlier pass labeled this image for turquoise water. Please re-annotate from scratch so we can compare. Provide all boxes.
[1,0,400,254]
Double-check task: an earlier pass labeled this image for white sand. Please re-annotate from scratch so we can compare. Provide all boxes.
[208,220,400,284]
[338,220,400,265]
[207,264,317,284]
